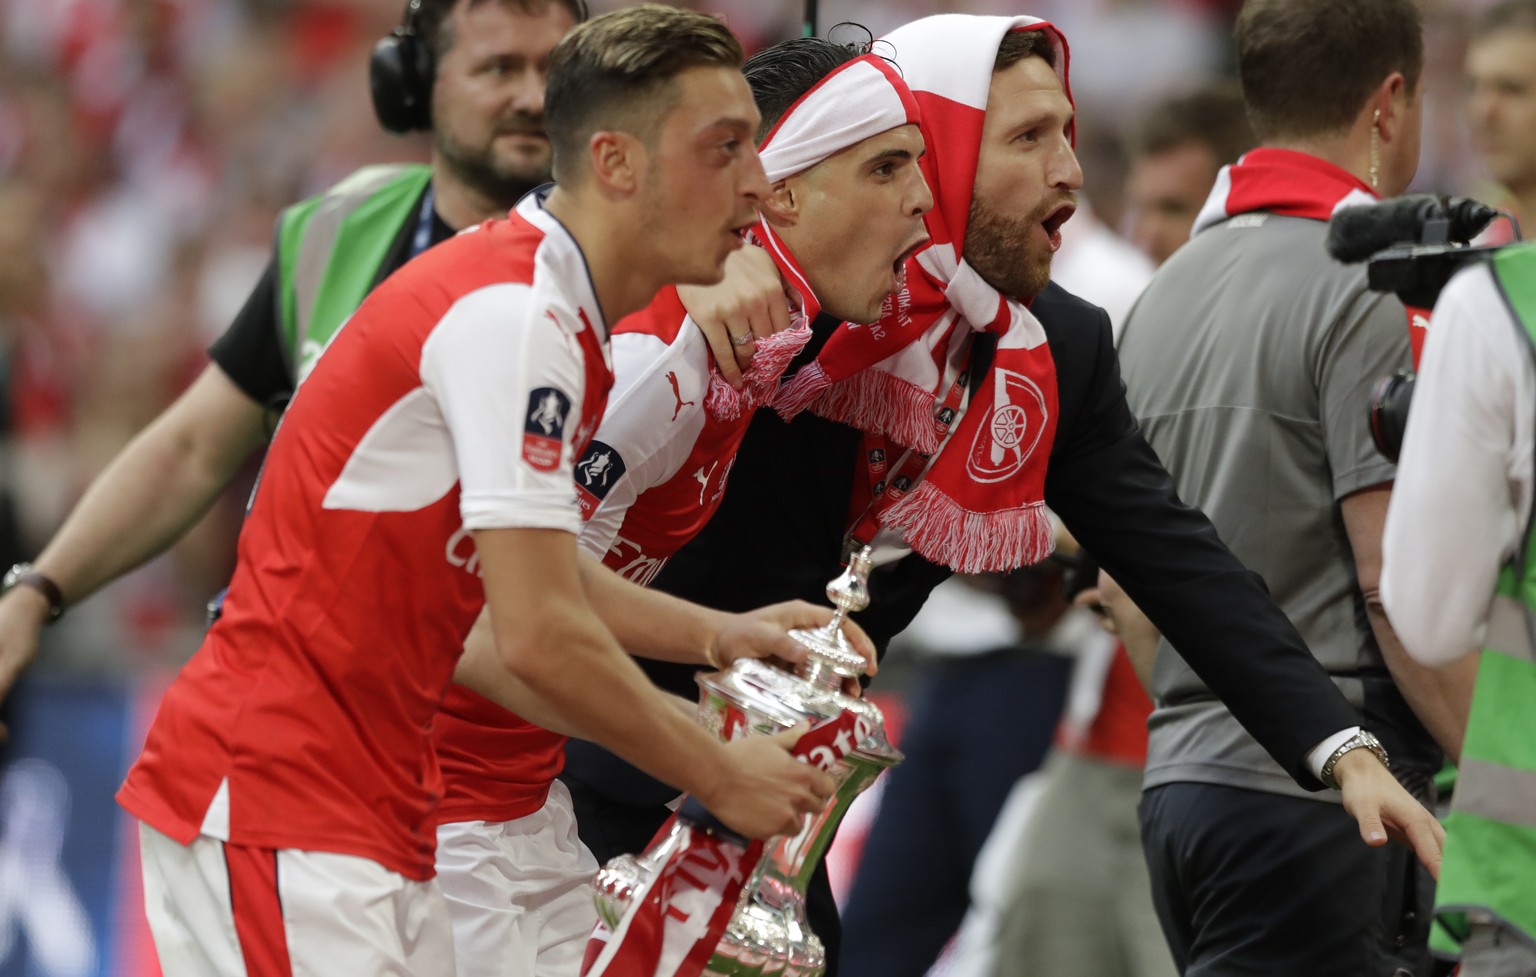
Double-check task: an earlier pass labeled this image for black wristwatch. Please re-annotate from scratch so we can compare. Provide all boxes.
[3,562,65,623]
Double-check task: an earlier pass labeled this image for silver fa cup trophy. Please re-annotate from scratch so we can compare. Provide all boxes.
[593,546,903,977]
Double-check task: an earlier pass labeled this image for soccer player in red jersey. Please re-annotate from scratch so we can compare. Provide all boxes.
[115,8,843,975]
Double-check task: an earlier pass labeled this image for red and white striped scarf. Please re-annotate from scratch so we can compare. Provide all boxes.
[771,15,1072,574]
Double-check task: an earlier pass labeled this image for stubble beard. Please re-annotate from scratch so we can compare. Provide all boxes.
[436,123,551,213]
[964,196,1053,300]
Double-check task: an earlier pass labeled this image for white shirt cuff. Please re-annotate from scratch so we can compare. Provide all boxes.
[1305,726,1362,785]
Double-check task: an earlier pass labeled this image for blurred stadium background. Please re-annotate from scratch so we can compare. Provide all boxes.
[0,1,1508,974]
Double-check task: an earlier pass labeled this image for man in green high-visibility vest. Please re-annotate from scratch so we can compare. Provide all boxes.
[1383,242,1536,977]
[0,0,587,666]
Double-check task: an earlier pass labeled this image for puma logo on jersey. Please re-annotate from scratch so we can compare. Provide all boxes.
[666,371,695,422]
[693,462,716,502]
[693,457,736,507]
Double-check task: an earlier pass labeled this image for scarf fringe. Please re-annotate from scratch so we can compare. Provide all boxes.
[776,366,943,453]
[770,359,832,421]
[881,481,1055,574]
[705,323,813,422]
[817,370,943,453]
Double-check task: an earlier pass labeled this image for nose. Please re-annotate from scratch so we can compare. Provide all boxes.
[513,68,547,116]
[909,168,935,217]
[1053,144,1085,192]
[739,143,772,208]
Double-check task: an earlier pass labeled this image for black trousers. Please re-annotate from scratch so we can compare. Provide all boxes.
[1140,781,1433,977]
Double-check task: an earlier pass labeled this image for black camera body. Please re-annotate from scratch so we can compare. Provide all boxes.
[1360,240,1504,312]
[1326,194,1509,461]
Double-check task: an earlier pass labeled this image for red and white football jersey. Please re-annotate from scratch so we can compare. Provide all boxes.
[578,287,748,583]
[431,286,762,825]
[118,193,613,880]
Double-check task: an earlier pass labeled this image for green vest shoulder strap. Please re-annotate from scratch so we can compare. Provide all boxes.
[1493,242,1536,348]
[273,163,432,380]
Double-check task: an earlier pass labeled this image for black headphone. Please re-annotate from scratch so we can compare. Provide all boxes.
[370,0,435,134]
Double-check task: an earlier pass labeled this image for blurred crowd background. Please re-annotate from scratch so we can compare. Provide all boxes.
[0,0,1512,681]
[0,1,1519,975]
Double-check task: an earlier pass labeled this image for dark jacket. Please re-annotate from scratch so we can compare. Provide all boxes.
[563,282,1358,803]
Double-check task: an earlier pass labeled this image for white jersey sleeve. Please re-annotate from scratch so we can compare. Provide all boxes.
[576,327,712,559]
[1382,262,1536,665]
[421,283,589,535]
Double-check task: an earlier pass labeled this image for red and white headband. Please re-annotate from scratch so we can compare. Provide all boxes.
[757,53,922,184]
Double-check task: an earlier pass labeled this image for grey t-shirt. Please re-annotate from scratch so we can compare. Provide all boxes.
[1118,212,1432,801]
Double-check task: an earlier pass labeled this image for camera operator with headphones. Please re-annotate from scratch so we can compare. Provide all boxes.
[1381,238,1536,977]
[0,0,582,677]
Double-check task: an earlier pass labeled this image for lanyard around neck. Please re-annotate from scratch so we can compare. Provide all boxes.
[844,344,974,555]
[410,184,438,260]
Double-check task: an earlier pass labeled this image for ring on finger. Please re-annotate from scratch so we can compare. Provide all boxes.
[730,332,754,347]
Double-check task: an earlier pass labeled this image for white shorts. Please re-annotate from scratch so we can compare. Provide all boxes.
[435,780,600,977]
[138,822,456,977]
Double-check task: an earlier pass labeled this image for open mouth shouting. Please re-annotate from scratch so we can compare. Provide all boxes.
[891,233,931,290]
[1040,201,1076,253]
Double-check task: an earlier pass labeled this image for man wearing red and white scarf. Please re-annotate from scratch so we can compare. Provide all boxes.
[566,13,1445,977]
[1118,1,1473,976]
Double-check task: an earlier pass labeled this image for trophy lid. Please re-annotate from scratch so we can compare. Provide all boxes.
[791,545,874,682]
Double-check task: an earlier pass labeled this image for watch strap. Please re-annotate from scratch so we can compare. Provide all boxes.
[8,567,64,623]
[1319,730,1390,789]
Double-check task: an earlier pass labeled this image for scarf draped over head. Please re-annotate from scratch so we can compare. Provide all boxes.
[770,15,1072,574]
[703,52,924,421]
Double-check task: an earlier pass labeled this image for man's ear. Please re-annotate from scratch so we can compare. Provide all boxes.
[588,130,643,196]
[760,178,799,227]
[1374,71,1408,143]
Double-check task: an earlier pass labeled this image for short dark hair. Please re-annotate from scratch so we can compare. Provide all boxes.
[994,28,1056,73]
[1474,0,1536,38]
[1236,0,1423,142]
[743,35,867,142]
[1131,83,1254,167]
[418,0,589,62]
[544,5,744,183]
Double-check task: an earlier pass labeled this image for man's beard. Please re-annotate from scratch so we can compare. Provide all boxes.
[436,116,551,211]
[964,196,1055,299]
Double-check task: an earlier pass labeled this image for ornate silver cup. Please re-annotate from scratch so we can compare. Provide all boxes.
[592,548,903,977]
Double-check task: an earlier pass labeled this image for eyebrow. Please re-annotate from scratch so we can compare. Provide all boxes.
[864,147,919,165]
[708,116,759,134]
[1021,105,1074,129]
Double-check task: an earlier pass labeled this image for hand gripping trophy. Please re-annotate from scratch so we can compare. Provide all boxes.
[583,548,903,977]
